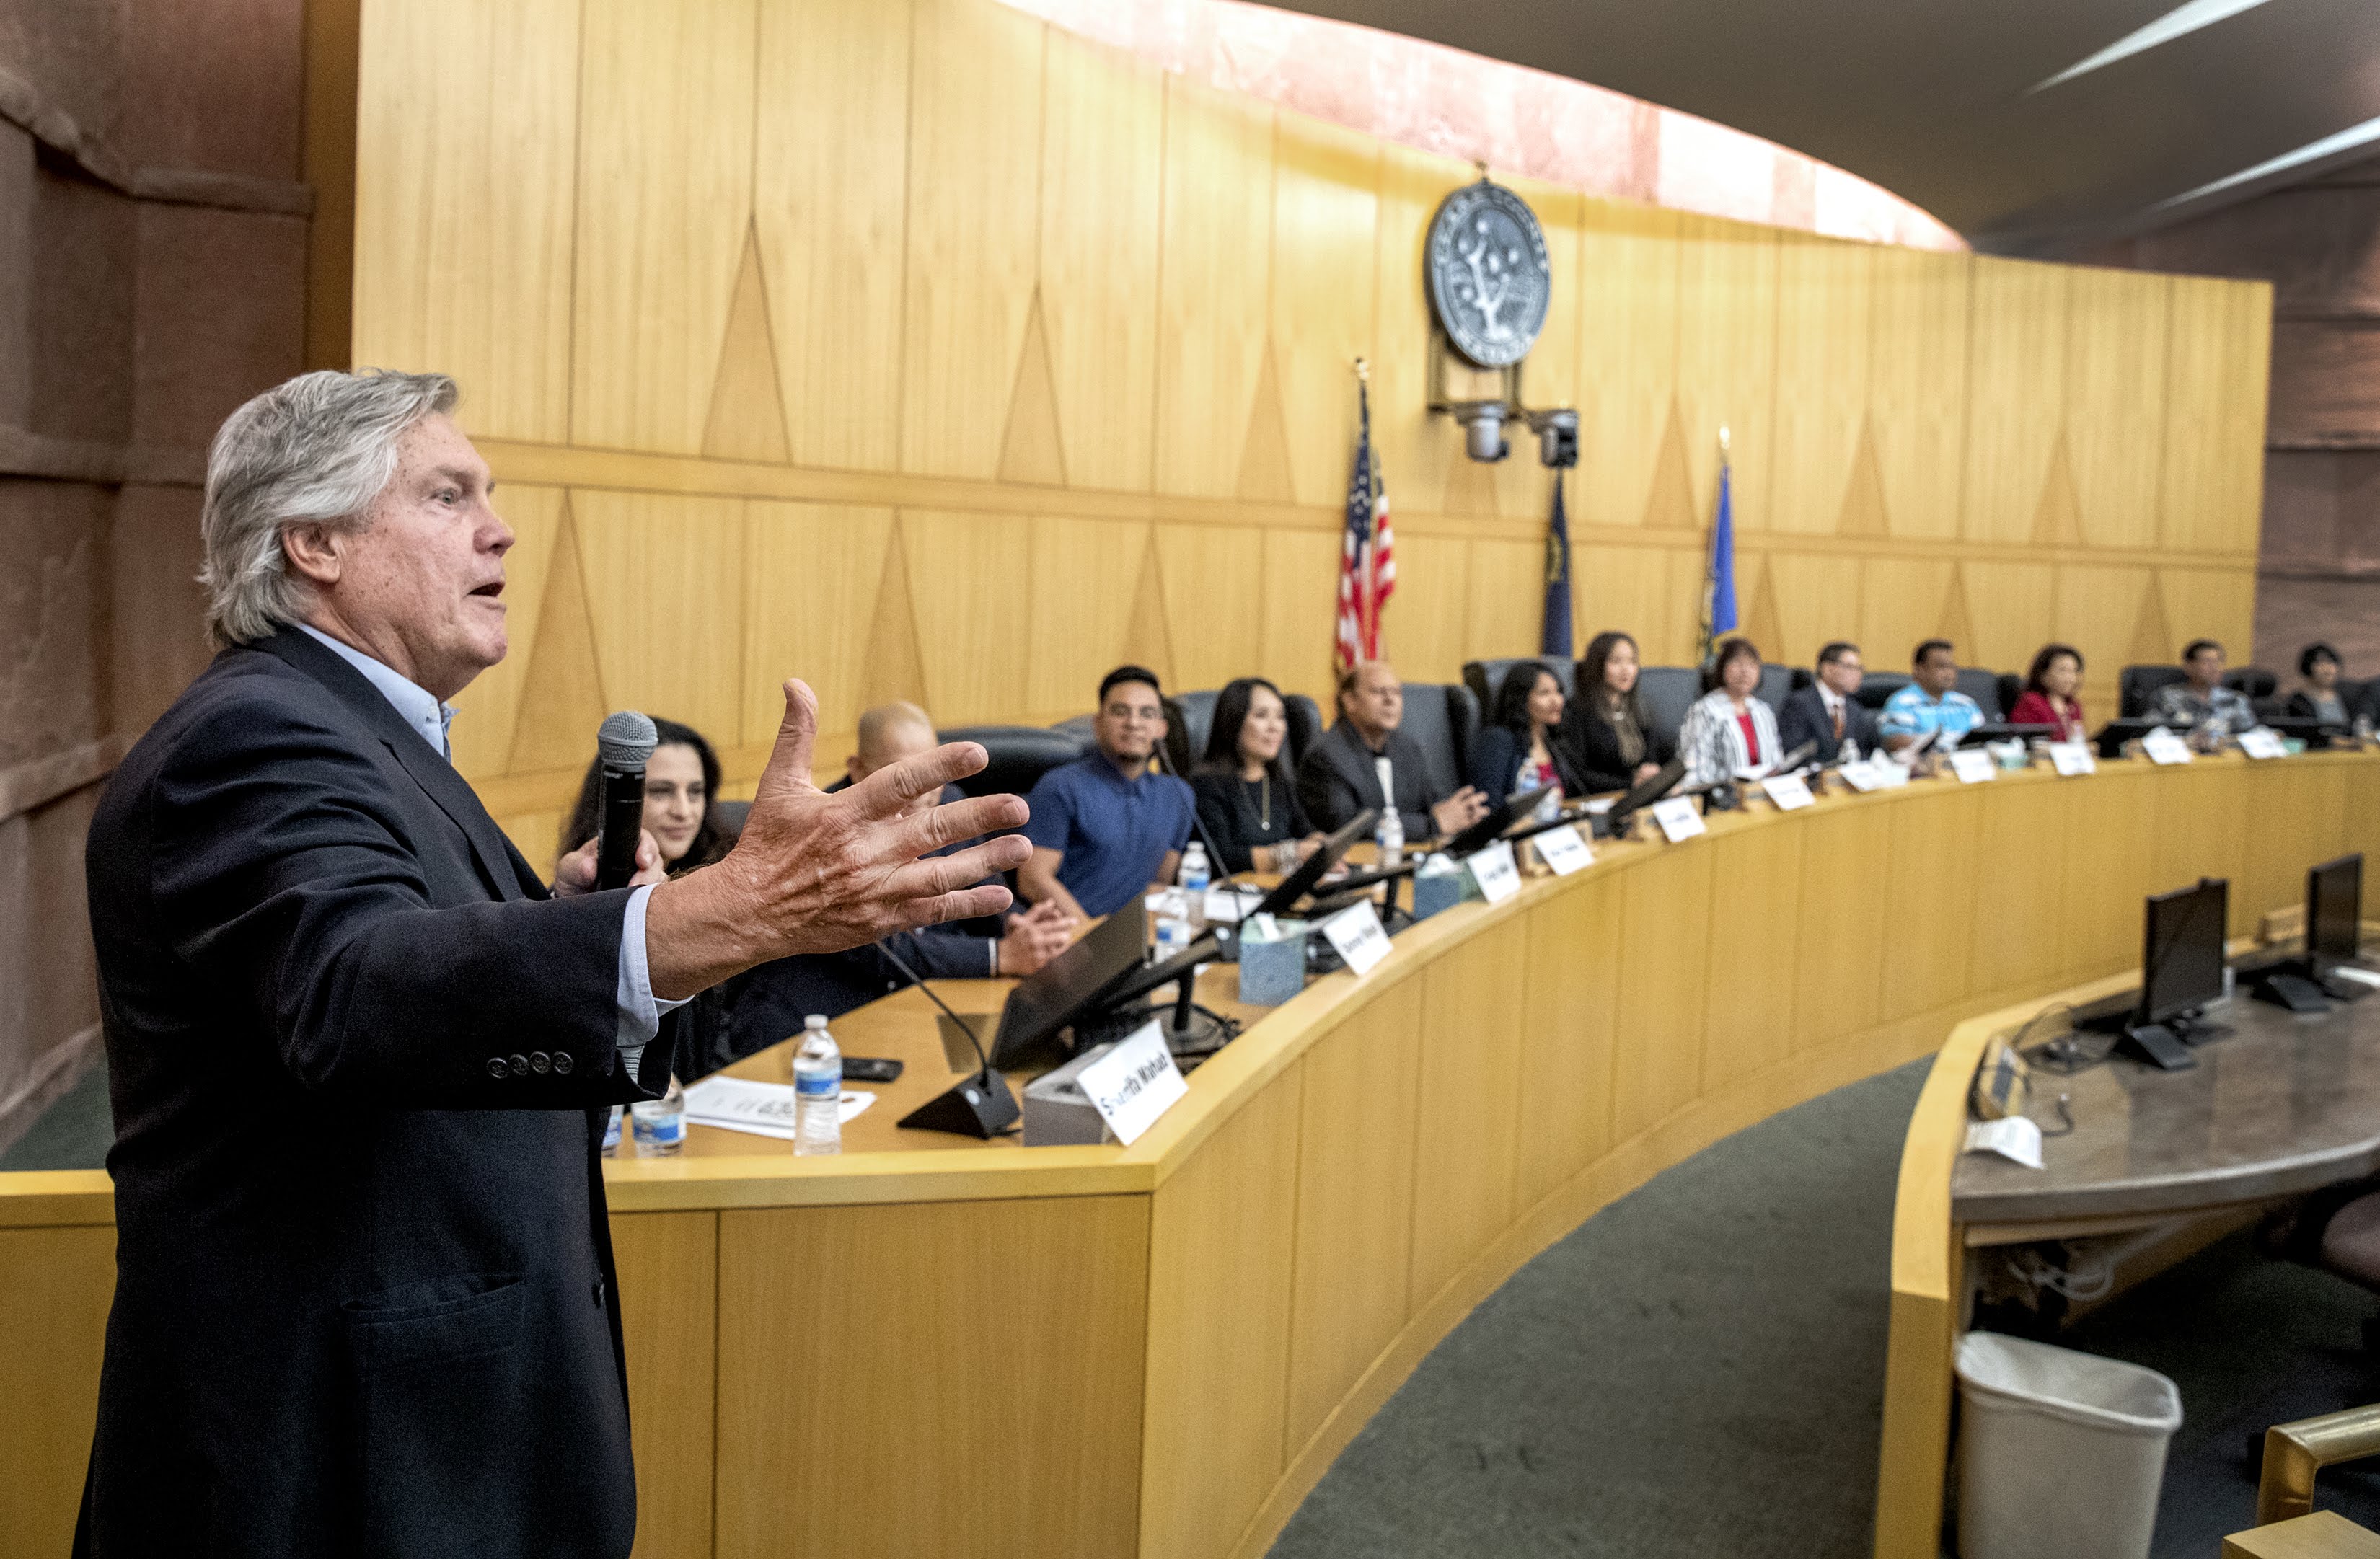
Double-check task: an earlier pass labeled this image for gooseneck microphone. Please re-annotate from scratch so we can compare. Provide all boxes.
[594,711,659,891]
[880,940,1021,1138]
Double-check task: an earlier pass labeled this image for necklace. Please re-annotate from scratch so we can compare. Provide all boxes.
[1254,773,1271,829]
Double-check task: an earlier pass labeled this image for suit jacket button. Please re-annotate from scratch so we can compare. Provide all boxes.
[486,1057,507,1078]
[508,1054,529,1077]
[553,1051,573,1075]
[529,1051,551,1074]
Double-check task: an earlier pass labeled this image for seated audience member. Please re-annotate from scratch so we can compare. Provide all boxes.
[2009,643,2088,741]
[1021,666,1198,919]
[2148,637,2255,737]
[1778,640,1880,759]
[1297,660,1489,842]
[1191,677,1322,875]
[1558,630,1674,793]
[1469,660,1586,804]
[1679,637,1784,787]
[2287,642,2351,727]
[1879,639,1983,753]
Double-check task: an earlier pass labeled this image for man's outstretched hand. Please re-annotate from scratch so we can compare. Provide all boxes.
[644,679,1031,1001]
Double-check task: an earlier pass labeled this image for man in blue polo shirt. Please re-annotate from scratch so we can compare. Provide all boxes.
[1019,665,1196,920]
[1879,637,1983,754]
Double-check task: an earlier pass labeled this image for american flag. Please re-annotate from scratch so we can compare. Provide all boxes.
[1334,381,1395,671]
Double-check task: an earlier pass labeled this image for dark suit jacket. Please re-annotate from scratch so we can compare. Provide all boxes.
[1466,724,1587,802]
[1559,702,1679,795]
[1777,684,1879,760]
[1295,720,1445,842]
[79,627,672,1559]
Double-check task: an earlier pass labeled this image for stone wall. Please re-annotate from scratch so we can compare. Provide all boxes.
[0,0,309,1149]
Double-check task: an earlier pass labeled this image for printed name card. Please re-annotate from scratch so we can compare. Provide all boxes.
[1760,772,1816,811]
[1872,757,1913,788]
[1466,839,1522,904]
[1651,795,1706,842]
[1962,1116,2044,1170]
[1075,1021,1188,1146]
[2047,741,2096,777]
[1947,748,1998,785]
[2142,728,2192,766]
[1321,901,1393,976]
[2238,727,2287,760]
[1533,823,1594,875]
[1204,885,1261,922]
[1838,759,1882,793]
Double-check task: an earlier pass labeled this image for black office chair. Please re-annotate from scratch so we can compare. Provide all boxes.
[2119,665,2187,718]
[2227,666,2279,702]
[1462,657,1576,717]
[1283,693,1322,768]
[1395,683,1478,800]
[1164,690,1217,776]
[1955,667,2005,721]
[1636,666,1702,744]
[944,724,1087,804]
[1854,671,1911,711]
[1756,663,1796,715]
[711,798,751,843]
[1996,672,2023,722]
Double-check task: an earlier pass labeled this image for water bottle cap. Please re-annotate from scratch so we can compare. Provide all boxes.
[804,1014,827,1029]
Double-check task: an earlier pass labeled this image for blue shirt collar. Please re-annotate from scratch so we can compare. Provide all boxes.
[296,623,457,760]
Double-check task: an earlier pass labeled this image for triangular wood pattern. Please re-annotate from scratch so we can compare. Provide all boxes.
[997,289,1069,486]
[506,495,609,774]
[1641,395,1698,529]
[1936,563,1977,652]
[1119,530,1176,689]
[858,516,930,712]
[1742,554,1784,660]
[2127,574,2175,666]
[2029,433,2085,548]
[1235,340,1296,502]
[1836,416,1890,537]
[702,226,793,464]
[1441,446,1502,517]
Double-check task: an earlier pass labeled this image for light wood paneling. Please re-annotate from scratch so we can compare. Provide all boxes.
[1966,778,2072,992]
[1573,201,1685,533]
[1409,921,1530,1308]
[1960,560,2057,684]
[569,490,749,744]
[1861,557,1959,671]
[1613,840,1714,1139]
[570,0,756,454]
[0,1223,110,1559]
[1766,552,1866,671]
[1866,247,1970,541]
[716,1195,1149,1559]
[2057,767,2159,971]
[352,0,580,442]
[1962,257,2069,547]
[1153,76,1274,500]
[753,0,910,474]
[1368,144,1476,522]
[1491,177,1585,518]
[449,483,565,780]
[1271,113,1380,509]
[1515,870,1623,1206]
[1791,803,1890,1051]
[1466,537,1550,665]
[2163,275,2273,556]
[1878,787,1983,1022]
[614,1211,717,1559]
[1027,516,1152,719]
[740,503,896,747]
[1154,521,1268,694]
[903,509,1036,724]
[1770,234,1872,535]
[2064,268,2170,552]
[1259,527,1344,708]
[1577,543,1703,670]
[1702,818,1805,1092]
[2161,565,2260,665]
[1674,214,1779,534]
[1385,532,1471,685]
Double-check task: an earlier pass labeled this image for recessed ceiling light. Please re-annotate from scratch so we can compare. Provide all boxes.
[2153,112,2380,210]
[2028,0,2273,94]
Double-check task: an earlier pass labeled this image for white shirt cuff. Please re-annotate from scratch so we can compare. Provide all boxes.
[616,883,691,1066]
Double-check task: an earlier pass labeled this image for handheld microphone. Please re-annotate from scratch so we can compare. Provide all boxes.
[881,940,1021,1139]
[594,711,659,890]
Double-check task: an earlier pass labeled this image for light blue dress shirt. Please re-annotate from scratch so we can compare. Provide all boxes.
[296,624,682,1066]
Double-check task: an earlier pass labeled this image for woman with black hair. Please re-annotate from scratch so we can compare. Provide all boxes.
[2009,643,2086,742]
[2288,642,2353,727]
[1468,660,1585,803]
[1557,630,1675,794]
[1678,637,1781,788]
[1192,676,1322,874]
[560,715,731,878]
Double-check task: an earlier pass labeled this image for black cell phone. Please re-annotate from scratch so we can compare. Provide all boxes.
[841,1056,903,1085]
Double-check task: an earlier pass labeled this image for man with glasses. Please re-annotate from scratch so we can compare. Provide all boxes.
[1019,665,1197,920]
[1779,640,1880,760]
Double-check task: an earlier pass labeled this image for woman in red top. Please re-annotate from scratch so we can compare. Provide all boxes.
[2010,642,2086,742]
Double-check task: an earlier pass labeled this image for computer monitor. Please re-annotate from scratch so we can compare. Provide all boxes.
[987,896,1148,1069]
[2309,854,2363,968]
[2137,877,2228,1030]
[1250,809,1378,918]
[1603,753,1687,826]
[1962,723,2058,745]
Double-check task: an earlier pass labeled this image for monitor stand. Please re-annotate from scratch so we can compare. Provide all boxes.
[2255,968,2334,1014]
[2118,1022,2198,1071]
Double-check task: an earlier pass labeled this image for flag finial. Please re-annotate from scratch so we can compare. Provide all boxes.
[1353,356,1370,383]
[1719,424,1732,456]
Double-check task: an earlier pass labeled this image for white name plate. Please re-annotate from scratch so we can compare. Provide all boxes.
[1760,772,1815,811]
[2238,727,2287,760]
[1322,901,1392,976]
[1947,748,1997,785]
[1838,759,1882,793]
[1651,795,1706,842]
[1204,886,1261,922]
[1534,823,1594,875]
[2142,728,2192,765]
[1872,757,1913,788]
[2047,741,2095,777]
[1075,1020,1187,1146]
[1466,839,1522,904]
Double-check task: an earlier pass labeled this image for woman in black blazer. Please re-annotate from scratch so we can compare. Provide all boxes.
[1191,676,1323,873]
[1558,630,1677,793]
[1468,660,1587,803]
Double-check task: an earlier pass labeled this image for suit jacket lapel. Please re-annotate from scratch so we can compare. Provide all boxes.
[252,628,526,903]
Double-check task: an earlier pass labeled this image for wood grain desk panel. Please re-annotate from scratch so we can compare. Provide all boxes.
[10,751,2380,1559]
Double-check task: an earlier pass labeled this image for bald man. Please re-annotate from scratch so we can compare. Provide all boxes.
[1297,661,1486,841]
[726,704,1074,1054]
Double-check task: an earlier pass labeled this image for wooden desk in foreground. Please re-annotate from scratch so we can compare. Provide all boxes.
[9,752,2380,1559]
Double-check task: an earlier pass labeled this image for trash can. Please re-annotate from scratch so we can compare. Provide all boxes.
[1954,1331,2182,1559]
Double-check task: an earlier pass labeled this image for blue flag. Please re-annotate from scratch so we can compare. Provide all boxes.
[1541,475,1573,660]
[1700,458,1737,665]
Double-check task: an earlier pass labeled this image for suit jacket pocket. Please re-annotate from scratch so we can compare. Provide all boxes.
[346,1273,535,1558]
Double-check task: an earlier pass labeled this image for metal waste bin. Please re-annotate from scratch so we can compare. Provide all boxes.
[1954,1330,2182,1559]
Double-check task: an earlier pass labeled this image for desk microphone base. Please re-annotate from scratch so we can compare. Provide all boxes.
[2118,1023,2198,1071]
[899,1068,1022,1137]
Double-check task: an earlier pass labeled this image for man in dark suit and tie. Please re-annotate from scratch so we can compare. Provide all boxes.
[1295,661,1488,842]
[1778,640,1881,761]
[77,369,1029,1558]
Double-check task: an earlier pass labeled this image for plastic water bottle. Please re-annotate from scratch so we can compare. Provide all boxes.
[601,1103,622,1157]
[630,1076,685,1155]
[793,1015,842,1156]
[1178,843,1210,932]
[1375,808,1405,870]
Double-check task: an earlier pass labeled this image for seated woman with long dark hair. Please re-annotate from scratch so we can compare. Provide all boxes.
[2008,643,2086,742]
[1556,630,1676,794]
[1191,676,1322,874]
[1468,660,1585,804]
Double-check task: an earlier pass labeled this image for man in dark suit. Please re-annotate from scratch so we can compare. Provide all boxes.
[1295,661,1487,842]
[78,370,1028,1558]
[1779,640,1880,761]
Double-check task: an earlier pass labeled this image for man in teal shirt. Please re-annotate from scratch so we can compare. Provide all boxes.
[1879,639,1983,752]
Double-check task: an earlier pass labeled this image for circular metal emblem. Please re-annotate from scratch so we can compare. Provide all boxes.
[1425,181,1551,368]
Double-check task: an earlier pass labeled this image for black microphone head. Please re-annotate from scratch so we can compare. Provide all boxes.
[598,710,658,774]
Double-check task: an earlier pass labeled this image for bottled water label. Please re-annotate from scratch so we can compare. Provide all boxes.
[794,1070,839,1098]
[630,1103,684,1152]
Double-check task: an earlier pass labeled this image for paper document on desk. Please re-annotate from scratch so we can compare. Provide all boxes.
[2331,965,2380,989]
[682,1076,874,1139]
[1963,1116,2042,1170]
